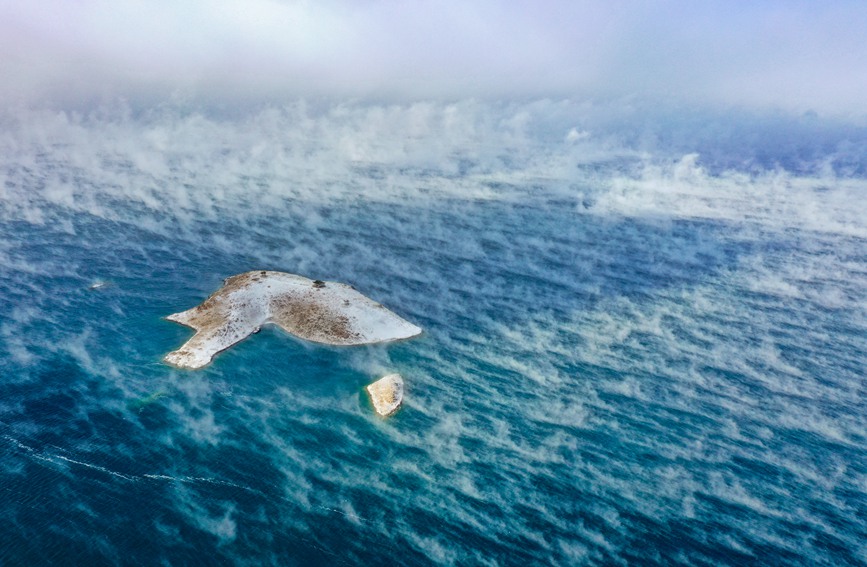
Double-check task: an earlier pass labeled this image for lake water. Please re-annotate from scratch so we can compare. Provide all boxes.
[1,103,865,565]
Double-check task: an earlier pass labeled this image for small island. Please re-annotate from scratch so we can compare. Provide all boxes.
[366,373,405,417]
[164,271,422,369]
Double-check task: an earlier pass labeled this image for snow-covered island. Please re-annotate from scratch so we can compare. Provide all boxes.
[164,271,422,369]
[366,373,404,417]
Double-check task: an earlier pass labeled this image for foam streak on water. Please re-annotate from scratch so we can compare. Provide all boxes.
[0,102,865,565]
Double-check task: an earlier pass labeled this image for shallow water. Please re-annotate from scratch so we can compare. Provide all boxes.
[1,104,866,565]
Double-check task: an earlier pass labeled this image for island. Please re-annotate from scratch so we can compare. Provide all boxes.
[366,373,404,417]
[164,271,422,369]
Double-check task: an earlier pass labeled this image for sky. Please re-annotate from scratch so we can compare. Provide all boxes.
[1,1,866,115]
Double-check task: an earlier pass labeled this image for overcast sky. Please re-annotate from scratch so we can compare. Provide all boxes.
[1,1,866,115]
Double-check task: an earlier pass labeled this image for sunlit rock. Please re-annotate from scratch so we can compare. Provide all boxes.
[164,271,422,369]
[366,373,404,417]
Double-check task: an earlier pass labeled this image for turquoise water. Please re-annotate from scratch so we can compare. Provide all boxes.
[1,104,866,564]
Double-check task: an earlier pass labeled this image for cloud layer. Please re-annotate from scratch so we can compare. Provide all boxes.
[2,1,866,114]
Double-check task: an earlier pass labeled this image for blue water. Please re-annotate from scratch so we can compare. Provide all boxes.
[1,104,866,565]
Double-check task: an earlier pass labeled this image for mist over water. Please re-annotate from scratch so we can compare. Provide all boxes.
[0,98,865,565]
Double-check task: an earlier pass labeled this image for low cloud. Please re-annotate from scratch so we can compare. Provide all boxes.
[1,1,865,115]
[2,101,865,242]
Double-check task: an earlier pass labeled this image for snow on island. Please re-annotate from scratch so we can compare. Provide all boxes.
[164,271,422,369]
[366,373,404,417]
